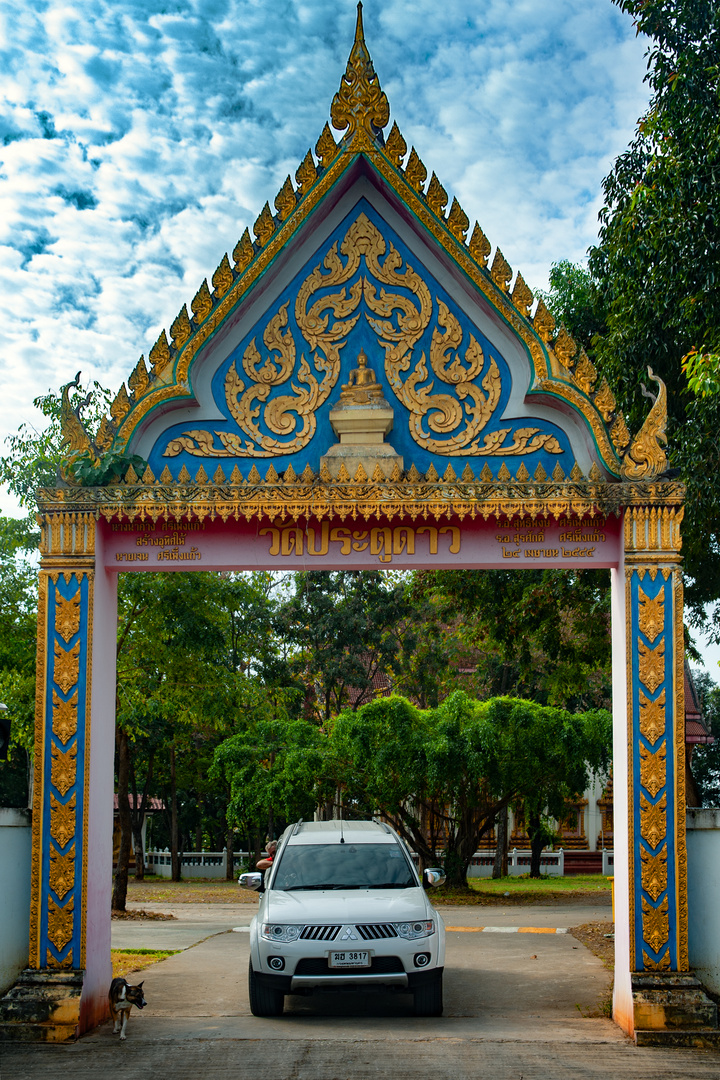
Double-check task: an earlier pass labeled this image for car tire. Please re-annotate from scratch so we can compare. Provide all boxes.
[248,961,284,1017]
[413,973,443,1017]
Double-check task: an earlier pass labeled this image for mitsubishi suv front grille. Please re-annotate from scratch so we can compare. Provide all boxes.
[355,923,398,940]
[299,924,341,941]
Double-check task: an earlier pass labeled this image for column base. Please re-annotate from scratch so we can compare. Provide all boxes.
[0,969,84,1042]
[632,972,719,1045]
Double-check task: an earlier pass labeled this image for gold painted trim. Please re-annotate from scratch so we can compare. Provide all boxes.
[29,572,49,968]
[673,569,689,970]
[80,568,95,968]
[625,565,636,970]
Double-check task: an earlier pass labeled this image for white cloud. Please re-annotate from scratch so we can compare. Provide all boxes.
[0,0,651,517]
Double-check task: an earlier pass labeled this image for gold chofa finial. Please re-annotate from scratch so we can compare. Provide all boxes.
[330,2,390,145]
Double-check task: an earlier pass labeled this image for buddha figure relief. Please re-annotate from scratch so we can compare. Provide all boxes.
[340,349,386,405]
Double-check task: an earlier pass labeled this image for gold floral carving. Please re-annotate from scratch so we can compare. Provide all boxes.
[163,212,563,462]
[404,148,427,193]
[53,640,80,696]
[52,689,77,745]
[593,378,616,422]
[638,587,665,643]
[149,330,171,378]
[212,254,234,299]
[426,173,448,218]
[315,123,339,168]
[532,299,555,343]
[128,356,150,401]
[640,741,666,799]
[621,368,668,481]
[638,637,665,694]
[385,121,407,168]
[640,791,666,849]
[295,150,318,196]
[55,589,80,643]
[611,414,631,453]
[50,792,76,849]
[110,385,130,427]
[47,896,74,953]
[641,895,669,955]
[553,326,576,367]
[170,306,192,351]
[573,350,597,395]
[469,222,491,268]
[232,230,254,272]
[191,280,213,325]
[643,949,671,972]
[641,843,668,902]
[51,742,77,798]
[330,4,389,144]
[490,249,512,292]
[639,689,666,746]
[274,176,296,222]
[624,506,684,555]
[446,197,469,243]
[511,273,533,318]
[49,843,75,901]
[253,202,275,248]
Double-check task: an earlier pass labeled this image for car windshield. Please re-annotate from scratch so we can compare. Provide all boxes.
[272,842,417,891]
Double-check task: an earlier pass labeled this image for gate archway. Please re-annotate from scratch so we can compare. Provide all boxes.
[6,7,697,1041]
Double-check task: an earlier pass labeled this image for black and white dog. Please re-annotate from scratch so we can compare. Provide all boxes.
[109,977,147,1040]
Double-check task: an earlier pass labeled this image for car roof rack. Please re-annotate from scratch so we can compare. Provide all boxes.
[292,819,304,836]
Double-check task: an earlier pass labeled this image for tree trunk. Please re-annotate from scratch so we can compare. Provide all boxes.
[252,828,262,870]
[492,806,509,879]
[170,745,181,882]
[226,824,235,881]
[528,811,544,878]
[112,728,132,911]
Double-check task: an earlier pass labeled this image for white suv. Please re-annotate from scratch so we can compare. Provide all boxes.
[239,820,446,1017]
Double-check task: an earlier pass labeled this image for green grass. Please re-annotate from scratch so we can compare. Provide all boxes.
[111,948,180,980]
[432,874,612,905]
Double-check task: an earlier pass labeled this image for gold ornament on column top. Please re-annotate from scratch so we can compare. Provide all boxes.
[641,843,668,902]
[638,587,665,643]
[53,639,80,696]
[640,741,666,799]
[51,742,77,798]
[639,689,666,746]
[643,949,671,972]
[52,689,77,745]
[621,368,668,481]
[50,792,76,849]
[638,637,665,694]
[55,589,81,643]
[640,791,667,849]
[330,3,389,145]
[47,896,74,953]
[49,843,75,901]
[641,895,670,955]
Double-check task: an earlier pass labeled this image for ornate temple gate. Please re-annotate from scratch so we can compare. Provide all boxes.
[1,6,712,1043]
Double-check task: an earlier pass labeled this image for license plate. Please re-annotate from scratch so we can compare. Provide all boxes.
[329,950,370,968]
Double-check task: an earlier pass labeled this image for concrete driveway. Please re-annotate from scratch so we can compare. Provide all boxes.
[4,898,720,1079]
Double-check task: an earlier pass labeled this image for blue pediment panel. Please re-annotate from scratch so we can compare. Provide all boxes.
[128,180,614,481]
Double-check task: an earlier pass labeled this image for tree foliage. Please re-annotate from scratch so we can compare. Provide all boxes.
[588,0,720,623]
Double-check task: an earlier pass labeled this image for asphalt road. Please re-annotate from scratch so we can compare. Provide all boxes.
[4,898,720,1079]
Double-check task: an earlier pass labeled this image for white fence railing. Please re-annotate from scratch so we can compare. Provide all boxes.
[145,849,250,879]
[467,848,565,878]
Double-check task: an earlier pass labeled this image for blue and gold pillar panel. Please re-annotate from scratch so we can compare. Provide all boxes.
[625,505,687,974]
[30,513,96,971]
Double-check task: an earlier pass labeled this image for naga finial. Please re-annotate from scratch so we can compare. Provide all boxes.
[330,2,390,146]
[60,372,98,469]
[620,367,668,481]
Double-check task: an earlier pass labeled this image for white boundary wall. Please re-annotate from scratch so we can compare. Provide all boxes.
[687,808,720,995]
[0,808,31,995]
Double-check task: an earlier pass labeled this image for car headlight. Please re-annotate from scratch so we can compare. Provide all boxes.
[261,924,302,943]
[394,920,435,939]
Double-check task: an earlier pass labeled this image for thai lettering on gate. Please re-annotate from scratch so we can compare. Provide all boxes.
[259,522,462,563]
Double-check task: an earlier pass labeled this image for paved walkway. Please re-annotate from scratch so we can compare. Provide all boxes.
[4,898,720,1079]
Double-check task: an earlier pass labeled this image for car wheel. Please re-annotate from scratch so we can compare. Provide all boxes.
[248,960,284,1017]
[413,973,443,1017]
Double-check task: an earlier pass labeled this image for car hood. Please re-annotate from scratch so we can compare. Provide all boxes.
[263,887,435,925]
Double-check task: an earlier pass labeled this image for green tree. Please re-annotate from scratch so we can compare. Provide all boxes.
[536,260,607,358]
[589,0,720,624]
[688,669,720,806]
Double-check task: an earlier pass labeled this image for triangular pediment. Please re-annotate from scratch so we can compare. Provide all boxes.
[62,4,672,492]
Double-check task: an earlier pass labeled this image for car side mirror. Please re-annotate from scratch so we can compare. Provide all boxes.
[423,868,446,888]
[239,872,264,892]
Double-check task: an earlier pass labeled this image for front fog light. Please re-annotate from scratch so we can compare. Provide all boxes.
[394,920,435,940]
[414,952,431,968]
[261,924,302,942]
[268,956,285,971]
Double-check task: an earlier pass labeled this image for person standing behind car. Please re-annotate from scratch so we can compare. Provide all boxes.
[256,839,277,872]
